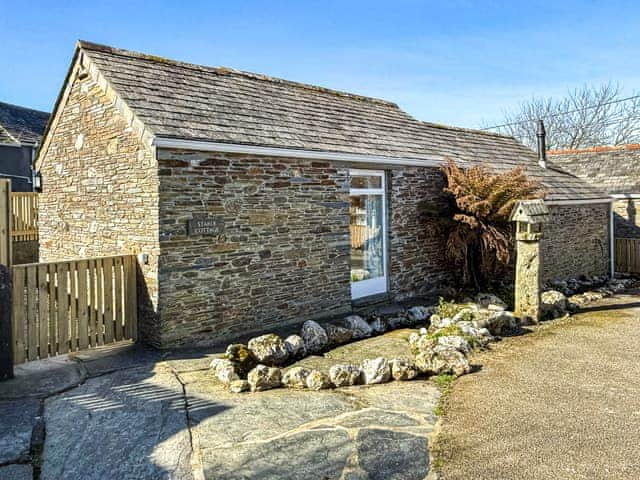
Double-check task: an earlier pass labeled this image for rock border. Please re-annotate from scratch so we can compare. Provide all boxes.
[211,277,636,393]
[210,294,516,393]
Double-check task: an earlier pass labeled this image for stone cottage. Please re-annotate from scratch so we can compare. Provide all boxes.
[36,41,613,347]
[549,144,640,238]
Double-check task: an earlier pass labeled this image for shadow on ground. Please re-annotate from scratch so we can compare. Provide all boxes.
[1,329,443,480]
[0,343,227,480]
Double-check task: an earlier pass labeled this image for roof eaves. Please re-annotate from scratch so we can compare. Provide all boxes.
[153,135,446,167]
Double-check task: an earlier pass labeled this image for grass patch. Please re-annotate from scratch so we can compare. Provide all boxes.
[434,297,468,319]
[430,373,461,476]
[433,373,455,417]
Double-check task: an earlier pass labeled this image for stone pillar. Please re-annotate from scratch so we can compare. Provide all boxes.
[509,199,549,325]
[514,237,542,324]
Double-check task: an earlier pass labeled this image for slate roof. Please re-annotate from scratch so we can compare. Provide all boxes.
[549,145,640,195]
[0,101,49,145]
[76,41,608,201]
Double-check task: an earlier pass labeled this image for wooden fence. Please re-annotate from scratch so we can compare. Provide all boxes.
[11,192,38,242]
[615,237,640,273]
[350,224,380,249]
[11,255,137,363]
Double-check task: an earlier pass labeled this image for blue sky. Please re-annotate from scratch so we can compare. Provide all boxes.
[1,0,639,128]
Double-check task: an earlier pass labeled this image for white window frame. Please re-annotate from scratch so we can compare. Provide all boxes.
[349,169,388,299]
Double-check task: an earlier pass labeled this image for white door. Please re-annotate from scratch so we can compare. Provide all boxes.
[349,169,387,299]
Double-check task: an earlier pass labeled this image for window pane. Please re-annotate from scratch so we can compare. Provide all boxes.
[350,195,384,282]
[350,175,382,189]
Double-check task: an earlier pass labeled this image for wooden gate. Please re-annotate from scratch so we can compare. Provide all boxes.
[0,180,11,266]
[615,237,640,273]
[11,192,38,242]
[11,255,138,363]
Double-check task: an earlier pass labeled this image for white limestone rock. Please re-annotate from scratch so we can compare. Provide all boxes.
[429,315,453,331]
[408,332,436,353]
[210,358,240,385]
[475,293,508,310]
[368,316,388,335]
[452,308,477,323]
[247,334,289,366]
[300,320,329,354]
[284,334,307,359]
[457,321,494,344]
[474,311,518,336]
[325,324,354,346]
[247,365,282,392]
[387,316,411,330]
[414,348,471,377]
[437,335,471,354]
[541,290,568,318]
[361,357,391,385]
[306,370,333,390]
[344,315,373,339]
[329,364,362,387]
[390,358,419,381]
[229,379,250,393]
[282,366,312,389]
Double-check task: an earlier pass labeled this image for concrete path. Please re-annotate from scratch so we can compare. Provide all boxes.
[0,331,439,480]
[437,292,640,479]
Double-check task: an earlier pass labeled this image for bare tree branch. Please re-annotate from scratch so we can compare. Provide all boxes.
[481,82,640,150]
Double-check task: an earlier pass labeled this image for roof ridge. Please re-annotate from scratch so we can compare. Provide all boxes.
[0,100,50,116]
[416,119,519,141]
[77,40,400,108]
[548,144,640,155]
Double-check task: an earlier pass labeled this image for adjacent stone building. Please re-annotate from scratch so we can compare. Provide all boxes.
[550,145,640,239]
[36,41,613,347]
[0,101,49,192]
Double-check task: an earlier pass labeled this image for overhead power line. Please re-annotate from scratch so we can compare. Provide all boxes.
[482,93,640,131]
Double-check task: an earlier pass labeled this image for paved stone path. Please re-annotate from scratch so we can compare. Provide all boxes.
[436,292,640,479]
[0,330,439,480]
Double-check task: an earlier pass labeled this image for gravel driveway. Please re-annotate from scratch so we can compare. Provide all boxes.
[436,292,640,479]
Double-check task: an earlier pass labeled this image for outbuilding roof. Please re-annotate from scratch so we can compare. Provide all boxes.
[51,41,610,202]
[549,144,640,195]
[0,101,49,145]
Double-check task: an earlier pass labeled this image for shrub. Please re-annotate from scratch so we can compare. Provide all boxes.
[439,158,543,289]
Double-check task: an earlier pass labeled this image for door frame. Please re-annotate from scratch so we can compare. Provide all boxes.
[349,169,388,299]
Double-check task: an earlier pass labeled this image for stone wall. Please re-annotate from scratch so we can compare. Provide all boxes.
[388,167,453,299]
[37,66,160,345]
[613,199,640,238]
[157,149,353,347]
[156,151,453,347]
[540,203,610,283]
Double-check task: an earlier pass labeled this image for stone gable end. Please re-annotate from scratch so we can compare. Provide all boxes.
[37,64,161,345]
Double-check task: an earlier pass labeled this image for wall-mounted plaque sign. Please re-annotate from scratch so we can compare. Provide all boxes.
[187,217,225,236]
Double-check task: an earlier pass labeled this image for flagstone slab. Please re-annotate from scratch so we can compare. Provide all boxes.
[0,399,40,464]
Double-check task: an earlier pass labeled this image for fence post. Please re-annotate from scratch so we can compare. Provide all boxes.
[0,264,13,380]
[0,179,11,267]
